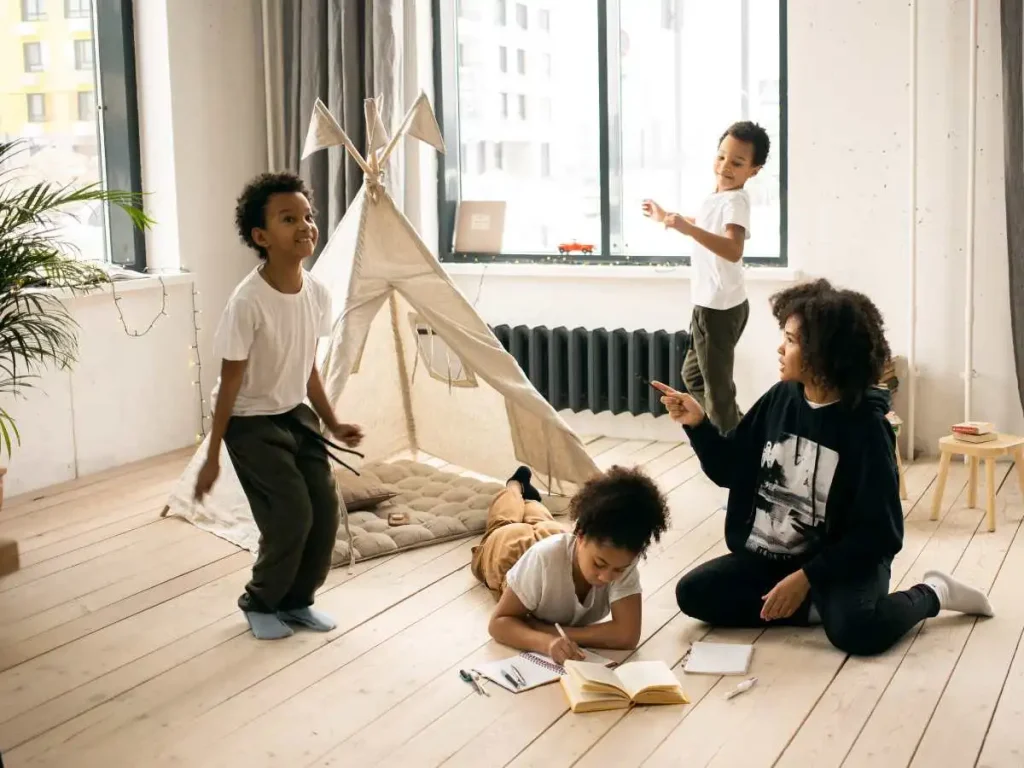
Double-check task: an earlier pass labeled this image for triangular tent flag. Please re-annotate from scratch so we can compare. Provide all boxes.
[164,95,599,566]
[405,93,445,153]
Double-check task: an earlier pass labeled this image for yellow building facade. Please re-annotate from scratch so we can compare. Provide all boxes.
[0,0,98,182]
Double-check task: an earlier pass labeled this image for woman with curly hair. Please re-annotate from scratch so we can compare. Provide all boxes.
[472,465,669,664]
[654,279,993,655]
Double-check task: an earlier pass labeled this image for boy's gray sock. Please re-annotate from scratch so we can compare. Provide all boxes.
[244,610,294,640]
[279,606,337,632]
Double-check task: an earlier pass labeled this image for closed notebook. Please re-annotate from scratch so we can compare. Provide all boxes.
[473,648,615,693]
[682,642,753,676]
[560,660,688,713]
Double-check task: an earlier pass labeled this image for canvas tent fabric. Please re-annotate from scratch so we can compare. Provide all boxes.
[164,93,600,565]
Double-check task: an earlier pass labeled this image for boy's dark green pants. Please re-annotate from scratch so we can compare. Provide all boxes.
[682,301,750,433]
[224,404,339,614]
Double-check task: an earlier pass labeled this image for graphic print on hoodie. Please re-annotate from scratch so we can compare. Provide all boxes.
[747,433,839,558]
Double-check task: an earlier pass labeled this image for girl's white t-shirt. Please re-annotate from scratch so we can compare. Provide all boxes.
[505,533,642,626]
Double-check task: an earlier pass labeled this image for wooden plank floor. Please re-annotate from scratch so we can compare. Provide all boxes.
[0,440,1021,767]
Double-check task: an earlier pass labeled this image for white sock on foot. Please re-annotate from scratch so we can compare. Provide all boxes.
[923,570,994,617]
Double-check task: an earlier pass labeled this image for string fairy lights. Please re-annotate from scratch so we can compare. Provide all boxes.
[106,270,209,443]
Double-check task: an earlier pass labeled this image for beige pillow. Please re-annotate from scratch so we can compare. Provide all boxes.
[335,471,397,512]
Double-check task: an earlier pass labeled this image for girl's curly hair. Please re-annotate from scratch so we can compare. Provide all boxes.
[570,466,670,555]
[770,278,891,405]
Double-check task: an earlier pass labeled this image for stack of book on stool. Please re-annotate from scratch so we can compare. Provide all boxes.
[952,421,997,444]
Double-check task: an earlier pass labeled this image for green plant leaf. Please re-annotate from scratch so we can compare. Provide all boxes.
[0,139,152,459]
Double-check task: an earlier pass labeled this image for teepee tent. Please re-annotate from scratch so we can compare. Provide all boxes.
[163,94,599,563]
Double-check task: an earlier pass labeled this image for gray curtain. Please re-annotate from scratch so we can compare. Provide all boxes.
[1001,0,1024,416]
[262,0,400,253]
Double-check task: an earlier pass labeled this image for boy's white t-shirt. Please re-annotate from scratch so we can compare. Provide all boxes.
[691,188,751,310]
[212,267,333,416]
[505,533,642,626]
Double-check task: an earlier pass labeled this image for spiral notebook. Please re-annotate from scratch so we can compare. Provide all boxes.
[473,649,615,693]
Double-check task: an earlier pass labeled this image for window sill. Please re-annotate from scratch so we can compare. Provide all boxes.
[442,262,802,282]
[35,270,195,301]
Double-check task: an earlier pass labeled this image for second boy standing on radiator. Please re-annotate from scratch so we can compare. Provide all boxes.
[642,121,771,433]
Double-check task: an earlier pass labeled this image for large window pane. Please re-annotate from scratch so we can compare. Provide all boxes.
[455,0,601,254]
[2,4,105,261]
[439,0,784,264]
[618,0,781,260]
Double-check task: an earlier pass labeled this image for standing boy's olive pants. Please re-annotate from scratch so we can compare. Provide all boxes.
[224,404,339,613]
[682,301,750,433]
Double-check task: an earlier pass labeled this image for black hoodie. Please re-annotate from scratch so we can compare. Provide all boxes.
[684,382,903,587]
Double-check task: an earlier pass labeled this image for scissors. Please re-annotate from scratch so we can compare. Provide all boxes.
[459,669,489,696]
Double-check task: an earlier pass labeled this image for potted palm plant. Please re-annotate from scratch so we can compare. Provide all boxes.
[0,140,151,576]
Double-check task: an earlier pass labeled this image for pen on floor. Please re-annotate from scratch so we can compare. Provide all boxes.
[502,670,521,690]
[724,677,757,700]
[510,663,526,687]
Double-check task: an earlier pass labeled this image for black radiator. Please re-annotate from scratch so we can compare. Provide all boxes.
[492,325,690,417]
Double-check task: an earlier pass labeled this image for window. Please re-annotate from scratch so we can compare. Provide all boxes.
[661,0,674,30]
[4,3,145,269]
[26,93,46,122]
[23,42,44,73]
[410,316,477,387]
[65,0,90,19]
[458,0,481,19]
[77,89,95,121]
[499,46,508,72]
[74,39,93,70]
[21,0,45,21]
[515,3,528,28]
[436,1,786,265]
[495,142,504,170]
[495,0,506,25]
[516,48,526,75]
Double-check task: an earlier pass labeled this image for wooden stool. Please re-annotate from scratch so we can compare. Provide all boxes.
[930,434,1024,532]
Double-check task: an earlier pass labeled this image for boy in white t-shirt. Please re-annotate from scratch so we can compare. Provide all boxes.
[642,121,771,432]
[472,466,669,664]
[193,172,364,641]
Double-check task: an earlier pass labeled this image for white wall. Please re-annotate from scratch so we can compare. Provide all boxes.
[1,280,198,497]
[438,0,1021,456]
[137,0,268,405]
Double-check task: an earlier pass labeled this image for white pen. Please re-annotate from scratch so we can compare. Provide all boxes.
[725,677,758,700]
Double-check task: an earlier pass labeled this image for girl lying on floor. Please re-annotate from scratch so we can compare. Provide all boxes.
[471,466,670,664]
[654,278,993,656]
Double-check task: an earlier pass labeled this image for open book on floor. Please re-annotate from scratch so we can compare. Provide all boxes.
[560,660,688,713]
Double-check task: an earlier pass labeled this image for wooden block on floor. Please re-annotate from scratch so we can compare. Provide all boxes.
[0,538,19,578]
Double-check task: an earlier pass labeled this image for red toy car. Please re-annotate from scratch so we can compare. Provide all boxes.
[558,240,595,255]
